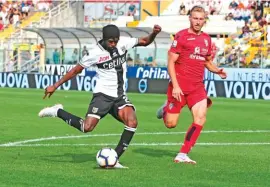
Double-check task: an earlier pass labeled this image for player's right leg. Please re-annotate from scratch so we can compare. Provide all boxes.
[38,93,113,133]
[157,82,185,129]
[38,103,88,132]
[156,100,167,119]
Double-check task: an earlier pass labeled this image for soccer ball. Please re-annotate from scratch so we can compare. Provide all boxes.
[96,147,118,168]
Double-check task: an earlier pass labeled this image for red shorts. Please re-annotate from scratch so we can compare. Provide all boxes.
[165,81,212,114]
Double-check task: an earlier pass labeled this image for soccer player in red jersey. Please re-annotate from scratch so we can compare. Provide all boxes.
[156,6,227,164]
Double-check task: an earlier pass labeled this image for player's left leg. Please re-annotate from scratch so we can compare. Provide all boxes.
[174,99,207,164]
[109,95,137,161]
[115,106,137,157]
[108,104,137,169]
[175,87,211,164]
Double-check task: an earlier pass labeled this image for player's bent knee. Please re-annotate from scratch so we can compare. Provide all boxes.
[126,119,138,128]
[83,117,99,133]
[165,124,177,129]
[164,113,179,129]
[83,123,95,132]
[165,121,177,129]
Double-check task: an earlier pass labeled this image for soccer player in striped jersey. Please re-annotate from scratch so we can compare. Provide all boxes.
[39,24,162,168]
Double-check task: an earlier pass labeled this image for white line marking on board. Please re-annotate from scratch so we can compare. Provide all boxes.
[1,142,270,147]
[1,130,270,147]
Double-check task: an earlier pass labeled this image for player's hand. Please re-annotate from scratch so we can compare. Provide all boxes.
[217,68,227,79]
[172,86,184,102]
[153,25,162,35]
[43,85,57,99]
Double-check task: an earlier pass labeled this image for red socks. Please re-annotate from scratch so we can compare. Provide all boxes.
[180,123,203,154]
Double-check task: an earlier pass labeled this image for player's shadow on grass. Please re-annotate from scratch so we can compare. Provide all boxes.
[42,153,96,163]
[133,147,175,158]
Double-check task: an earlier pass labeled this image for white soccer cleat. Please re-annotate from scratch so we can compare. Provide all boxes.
[38,104,63,118]
[174,153,196,164]
[156,101,167,119]
[113,162,129,169]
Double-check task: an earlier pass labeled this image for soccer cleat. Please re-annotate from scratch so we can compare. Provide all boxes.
[38,104,63,118]
[156,101,167,119]
[113,161,129,169]
[174,153,196,164]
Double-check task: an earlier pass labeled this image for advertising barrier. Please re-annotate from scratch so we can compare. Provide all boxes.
[44,64,87,76]
[86,66,270,83]
[124,67,270,82]
[0,72,269,100]
[44,65,270,83]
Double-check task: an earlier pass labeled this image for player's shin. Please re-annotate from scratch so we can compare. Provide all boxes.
[180,123,203,153]
[57,109,84,132]
[115,126,136,158]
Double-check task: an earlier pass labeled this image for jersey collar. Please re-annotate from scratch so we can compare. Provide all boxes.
[188,28,203,36]
[97,40,105,51]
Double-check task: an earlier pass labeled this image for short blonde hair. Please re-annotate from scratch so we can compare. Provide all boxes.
[190,6,206,15]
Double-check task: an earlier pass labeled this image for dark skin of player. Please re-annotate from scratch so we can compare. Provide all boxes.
[43,25,162,132]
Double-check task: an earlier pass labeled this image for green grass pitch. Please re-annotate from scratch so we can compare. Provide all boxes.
[0,87,269,187]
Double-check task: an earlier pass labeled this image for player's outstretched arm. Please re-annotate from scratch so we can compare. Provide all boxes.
[43,64,84,99]
[136,25,162,46]
[205,56,227,79]
[54,64,84,88]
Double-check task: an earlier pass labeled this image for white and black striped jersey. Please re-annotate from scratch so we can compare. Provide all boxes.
[79,36,138,98]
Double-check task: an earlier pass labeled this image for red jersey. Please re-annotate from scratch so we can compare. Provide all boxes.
[169,28,212,83]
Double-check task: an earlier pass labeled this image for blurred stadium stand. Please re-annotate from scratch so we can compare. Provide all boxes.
[0,0,269,73]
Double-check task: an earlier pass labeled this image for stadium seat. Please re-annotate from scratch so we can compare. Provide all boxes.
[0,12,46,41]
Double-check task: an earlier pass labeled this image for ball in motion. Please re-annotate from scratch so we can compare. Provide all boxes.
[96,147,118,168]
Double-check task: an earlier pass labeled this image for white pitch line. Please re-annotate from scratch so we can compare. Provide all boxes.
[1,142,270,147]
[1,130,270,147]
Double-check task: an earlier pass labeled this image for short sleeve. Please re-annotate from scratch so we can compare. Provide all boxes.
[169,34,182,54]
[119,37,139,51]
[79,54,97,68]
